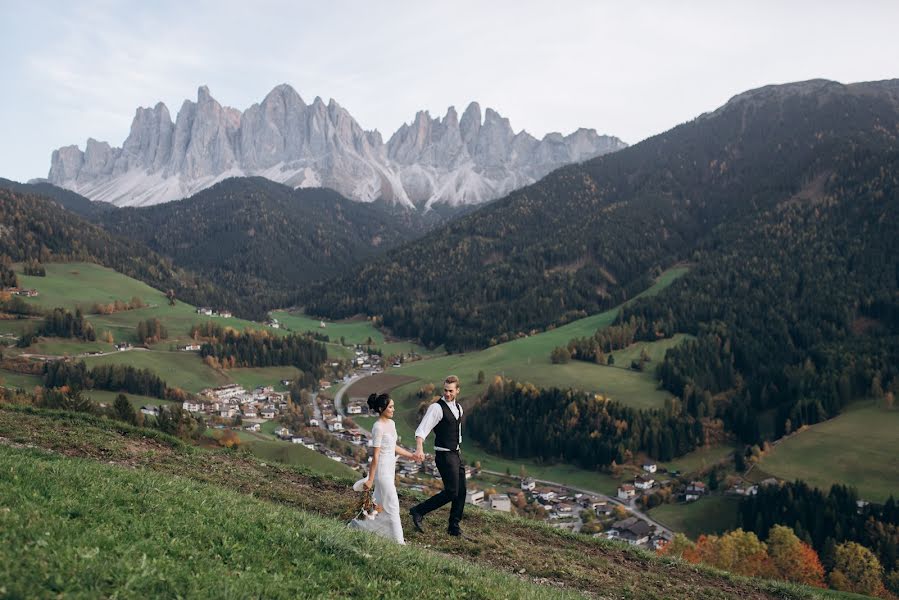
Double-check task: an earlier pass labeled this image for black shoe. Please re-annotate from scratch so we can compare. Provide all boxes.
[410,509,425,533]
[448,526,462,537]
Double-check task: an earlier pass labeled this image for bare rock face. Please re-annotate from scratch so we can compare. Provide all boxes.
[48,85,626,209]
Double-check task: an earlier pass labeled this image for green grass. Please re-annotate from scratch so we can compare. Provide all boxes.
[83,350,230,393]
[0,406,854,600]
[663,444,738,476]
[19,263,280,344]
[0,319,32,337]
[271,311,439,357]
[22,337,115,356]
[649,495,741,540]
[227,366,301,391]
[387,268,691,412]
[0,369,42,390]
[80,389,172,410]
[243,440,357,479]
[759,400,899,502]
[0,445,577,599]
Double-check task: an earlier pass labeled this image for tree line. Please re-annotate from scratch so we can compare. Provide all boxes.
[738,480,899,594]
[19,307,97,346]
[43,360,169,399]
[467,377,705,468]
[199,329,327,384]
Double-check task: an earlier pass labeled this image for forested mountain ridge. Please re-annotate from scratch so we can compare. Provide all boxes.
[92,177,426,303]
[0,177,115,219]
[303,79,899,352]
[0,187,244,316]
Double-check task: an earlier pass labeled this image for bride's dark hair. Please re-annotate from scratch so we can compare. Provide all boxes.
[367,393,390,414]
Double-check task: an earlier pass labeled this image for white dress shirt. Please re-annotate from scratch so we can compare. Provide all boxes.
[415,397,462,451]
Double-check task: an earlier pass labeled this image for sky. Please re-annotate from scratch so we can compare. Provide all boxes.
[2,0,898,182]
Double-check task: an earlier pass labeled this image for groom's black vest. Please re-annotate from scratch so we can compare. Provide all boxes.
[433,399,462,451]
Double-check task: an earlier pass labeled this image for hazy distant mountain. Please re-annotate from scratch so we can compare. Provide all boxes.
[46,85,626,209]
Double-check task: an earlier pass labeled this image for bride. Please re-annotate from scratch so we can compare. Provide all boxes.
[349,393,419,544]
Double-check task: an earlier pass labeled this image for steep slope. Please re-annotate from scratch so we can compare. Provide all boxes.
[46,84,625,208]
[304,79,899,351]
[0,405,841,600]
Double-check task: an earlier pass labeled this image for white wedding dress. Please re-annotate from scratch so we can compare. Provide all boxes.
[349,419,405,544]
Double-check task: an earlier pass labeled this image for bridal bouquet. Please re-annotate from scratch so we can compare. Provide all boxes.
[346,479,382,522]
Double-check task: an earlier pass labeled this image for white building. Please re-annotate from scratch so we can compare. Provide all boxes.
[634,475,655,491]
[466,490,485,505]
[520,478,536,491]
[642,463,657,474]
[182,401,202,413]
[618,484,636,500]
[489,494,512,512]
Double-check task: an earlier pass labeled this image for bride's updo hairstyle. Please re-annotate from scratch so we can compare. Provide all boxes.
[367,393,390,414]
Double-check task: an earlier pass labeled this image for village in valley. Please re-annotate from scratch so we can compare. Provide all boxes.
[165,341,716,552]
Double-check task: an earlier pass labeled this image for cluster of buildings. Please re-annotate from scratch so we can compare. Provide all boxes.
[616,461,712,504]
[195,307,233,318]
[183,383,289,420]
[352,347,382,370]
[3,287,39,297]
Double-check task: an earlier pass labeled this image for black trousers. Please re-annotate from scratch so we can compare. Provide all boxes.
[413,450,466,529]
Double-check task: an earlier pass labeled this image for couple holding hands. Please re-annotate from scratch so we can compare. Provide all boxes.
[350,375,466,545]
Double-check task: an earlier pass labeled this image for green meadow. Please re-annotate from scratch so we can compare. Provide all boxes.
[759,400,899,502]
[83,350,230,393]
[649,495,741,540]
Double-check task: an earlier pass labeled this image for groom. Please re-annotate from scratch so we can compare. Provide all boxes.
[410,375,466,536]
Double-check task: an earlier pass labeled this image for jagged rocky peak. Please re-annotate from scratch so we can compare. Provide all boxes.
[47,84,626,208]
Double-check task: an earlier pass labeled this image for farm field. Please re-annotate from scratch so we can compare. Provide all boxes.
[345,373,418,401]
[758,400,899,502]
[649,495,741,539]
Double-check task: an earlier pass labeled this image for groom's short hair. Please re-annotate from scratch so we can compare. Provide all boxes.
[444,375,460,388]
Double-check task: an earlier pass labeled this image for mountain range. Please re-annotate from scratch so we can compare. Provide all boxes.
[45,84,626,209]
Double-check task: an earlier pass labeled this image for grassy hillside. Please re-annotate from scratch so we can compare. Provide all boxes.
[242,439,356,479]
[0,405,847,600]
[758,400,899,502]
[390,267,690,408]
[650,496,741,540]
[4,263,321,395]
[0,446,579,599]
